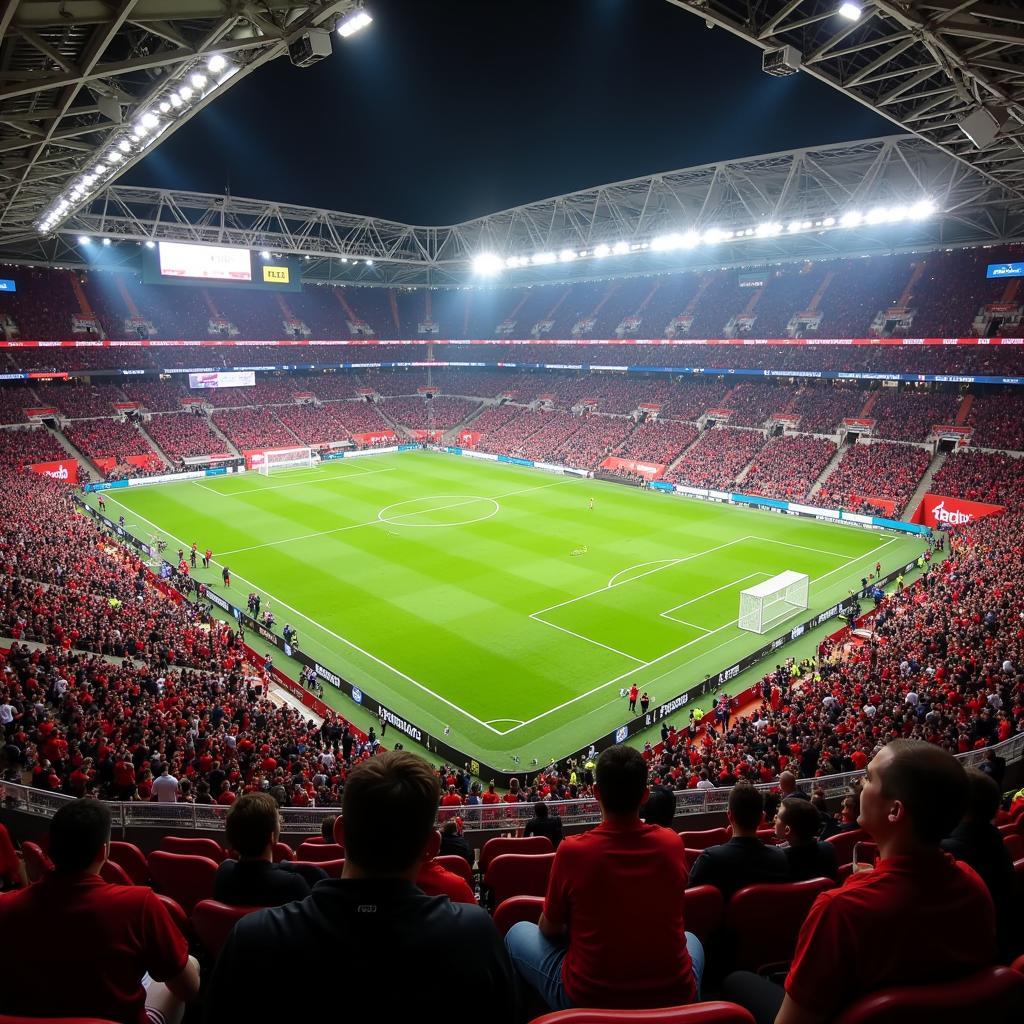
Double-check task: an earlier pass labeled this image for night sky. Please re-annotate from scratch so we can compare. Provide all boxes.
[122,0,897,224]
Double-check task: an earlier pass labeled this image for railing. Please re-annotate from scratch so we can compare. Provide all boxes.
[3,731,1020,836]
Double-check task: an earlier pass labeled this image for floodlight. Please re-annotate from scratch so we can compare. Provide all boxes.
[169,93,183,109]
[840,210,863,228]
[756,222,783,237]
[178,85,194,102]
[472,252,504,275]
[78,236,90,245]
[145,240,156,248]
[532,251,556,265]
[83,174,97,185]
[338,9,373,37]
[106,151,123,163]
[611,241,629,256]
[118,139,132,152]
[190,72,207,89]
[593,243,611,258]
[822,216,836,227]
[260,250,271,259]
[159,101,171,114]
[208,54,228,73]
[838,2,862,20]
[651,233,680,251]
[558,248,577,262]
[102,238,112,246]
[132,126,145,139]
[865,206,889,225]
[141,111,159,129]
[909,199,935,219]
[787,221,802,233]
[886,205,908,222]
[94,164,107,174]
[365,259,373,265]
[704,228,727,244]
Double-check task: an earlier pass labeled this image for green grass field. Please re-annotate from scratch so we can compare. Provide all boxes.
[92,451,923,767]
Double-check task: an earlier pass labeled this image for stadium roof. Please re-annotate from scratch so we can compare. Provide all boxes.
[0,0,358,243]
[12,133,1023,287]
[664,0,1024,199]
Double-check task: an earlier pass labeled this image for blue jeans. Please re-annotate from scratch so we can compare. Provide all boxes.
[505,922,705,1011]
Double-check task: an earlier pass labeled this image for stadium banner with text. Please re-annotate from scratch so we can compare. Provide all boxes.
[910,493,1005,529]
[599,456,667,480]
[188,370,256,389]
[27,459,78,484]
[351,431,396,446]
[458,430,481,447]
[83,464,244,491]
[986,262,1024,279]
[141,246,302,292]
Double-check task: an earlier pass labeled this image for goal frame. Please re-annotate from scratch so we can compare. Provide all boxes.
[738,570,809,634]
[256,446,315,476]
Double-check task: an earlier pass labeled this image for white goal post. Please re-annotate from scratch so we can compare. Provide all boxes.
[738,571,809,634]
[256,446,316,475]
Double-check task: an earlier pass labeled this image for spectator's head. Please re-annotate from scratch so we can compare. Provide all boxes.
[727,782,764,835]
[641,784,676,828]
[337,751,440,876]
[320,814,337,842]
[441,819,459,837]
[779,770,797,796]
[533,801,549,819]
[840,791,860,824]
[595,745,648,817]
[50,797,111,873]
[775,796,822,847]
[961,767,1001,826]
[859,739,969,847]
[225,792,280,859]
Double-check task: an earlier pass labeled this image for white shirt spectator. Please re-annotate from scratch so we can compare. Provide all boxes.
[863,703,877,719]
[905,691,919,706]
[0,702,15,725]
[696,779,715,791]
[152,772,180,802]
[1002,659,1014,674]
[987,692,1003,710]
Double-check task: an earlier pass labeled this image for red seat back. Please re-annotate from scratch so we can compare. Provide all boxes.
[683,885,724,945]
[108,841,149,885]
[755,828,777,846]
[679,827,729,850]
[272,841,294,863]
[727,878,836,973]
[833,966,1024,1024]
[155,893,189,936]
[0,1017,123,1023]
[484,852,556,905]
[22,841,53,882]
[316,858,346,878]
[479,835,552,873]
[682,848,703,875]
[99,859,133,885]
[492,895,544,936]
[997,823,1021,839]
[159,836,226,863]
[434,855,474,886]
[529,1001,757,1023]
[192,899,262,957]
[1003,833,1024,862]
[824,828,869,865]
[296,841,345,863]
[147,850,219,913]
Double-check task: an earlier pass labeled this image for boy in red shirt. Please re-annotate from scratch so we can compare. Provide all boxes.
[723,739,996,1024]
[505,744,702,1011]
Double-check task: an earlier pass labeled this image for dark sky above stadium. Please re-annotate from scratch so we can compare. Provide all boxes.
[123,0,897,224]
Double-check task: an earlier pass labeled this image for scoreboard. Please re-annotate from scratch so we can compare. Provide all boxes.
[142,241,301,292]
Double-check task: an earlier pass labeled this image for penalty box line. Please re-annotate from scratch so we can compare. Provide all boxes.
[501,533,900,736]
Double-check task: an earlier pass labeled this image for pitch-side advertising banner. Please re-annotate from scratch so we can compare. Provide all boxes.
[28,459,78,484]
[600,456,667,480]
[912,493,1004,528]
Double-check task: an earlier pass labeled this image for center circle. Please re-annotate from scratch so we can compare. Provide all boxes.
[376,495,500,528]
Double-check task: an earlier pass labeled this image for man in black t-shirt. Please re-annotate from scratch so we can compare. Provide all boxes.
[214,793,326,907]
[523,800,564,848]
[775,796,839,882]
[206,752,518,1024]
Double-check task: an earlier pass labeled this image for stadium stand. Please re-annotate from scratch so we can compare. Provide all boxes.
[818,441,931,515]
[968,393,1024,452]
[211,408,299,451]
[667,428,766,490]
[930,449,1024,505]
[0,425,67,469]
[742,435,837,501]
[144,411,227,462]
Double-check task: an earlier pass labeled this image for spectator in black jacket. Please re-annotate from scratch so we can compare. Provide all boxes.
[438,819,474,868]
[775,797,839,881]
[523,801,564,848]
[941,768,1016,959]
[214,793,327,907]
[688,784,790,897]
[642,784,677,829]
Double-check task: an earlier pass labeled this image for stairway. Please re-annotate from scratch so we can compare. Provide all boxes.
[205,415,241,457]
[954,395,973,426]
[858,391,880,418]
[44,422,98,481]
[903,449,947,520]
[809,442,850,500]
[271,409,306,446]
[137,421,174,469]
[662,425,705,476]
[732,431,768,487]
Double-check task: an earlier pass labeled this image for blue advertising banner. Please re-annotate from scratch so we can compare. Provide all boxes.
[986,262,1024,278]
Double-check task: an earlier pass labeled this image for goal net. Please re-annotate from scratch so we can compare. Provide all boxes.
[257,446,315,476]
[738,571,809,634]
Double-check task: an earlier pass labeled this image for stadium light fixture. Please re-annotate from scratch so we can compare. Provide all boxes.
[338,9,373,37]
[106,150,123,163]
[838,2,862,20]
[208,54,228,73]
[177,85,194,102]
[145,240,156,248]
[680,231,701,249]
[909,199,935,219]
[593,243,611,258]
[169,93,184,109]
[78,236,90,245]
[102,238,112,246]
[159,101,171,114]
[558,248,577,262]
[141,111,159,130]
[532,251,557,265]
[822,216,836,227]
[472,252,504,276]
[118,139,132,152]
[365,259,374,265]
[611,241,630,256]
[190,72,208,89]
[756,222,783,238]
[703,227,728,245]
[865,206,889,225]
[260,250,271,259]
[840,210,863,228]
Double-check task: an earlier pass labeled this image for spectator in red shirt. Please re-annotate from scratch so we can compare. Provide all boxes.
[0,798,200,1024]
[723,739,997,1024]
[506,744,702,1011]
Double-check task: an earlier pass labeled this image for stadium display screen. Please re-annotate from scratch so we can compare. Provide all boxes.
[188,371,256,389]
[158,241,252,282]
[986,262,1024,279]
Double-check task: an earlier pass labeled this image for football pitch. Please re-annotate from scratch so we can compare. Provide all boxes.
[92,451,923,767]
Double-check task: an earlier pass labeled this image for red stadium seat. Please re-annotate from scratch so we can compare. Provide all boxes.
[147,851,218,913]
[824,828,869,865]
[159,836,226,863]
[682,885,724,945]
[155,893,189,936]
[99,859,134,885]
[272,841,294,863]
[0,1017,121,1024]
[682,848,703,875]
[479,835,552,873]
[22,841,53,882]
[530,1001,756,1024]
[679,828,729,850]
[316,858,345,878]
[492,895,544,936]
[833,966,1024,1024]
[997,823,1021,839]
[1012,954,1024,976]
[755,828,777,846]
[484,852,555,905]
[108,841,148,885]
[296,841,345,863]
[434,855,474,886]
[727,878,836,973]
[192,899,262,957]
[1003,833,1024,862]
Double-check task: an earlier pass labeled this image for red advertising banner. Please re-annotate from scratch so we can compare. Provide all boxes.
[113,402,140,410]
[352,431,396,446]
[126,454,162,470]
[410,429,443,441]
[600,456,667,480]
[28,459,78,484]
[850,494,896,517]
[92,457,116,473]
[24,407,58,417]
[911,493,1005,528]
[458,430,481,447]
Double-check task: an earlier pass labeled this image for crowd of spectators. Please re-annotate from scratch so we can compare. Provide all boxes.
[550,414,633,470]
[741,435,837,501]
[273,403,353,447]
[145,412,227,462]
[211,409,300,452]
[612,419,699,465]
[819,440,931,515]
[870,389,963,442]
[33,384,127,420]
[0,387,34,424]
[968,393,1024,451]
[380,396,480,431]
[63,418,156,463]
[667,427,766,490]
[790,386,867,434]
[0,426,67,470]
[721,383,801,428]
[931,449,1024,506]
